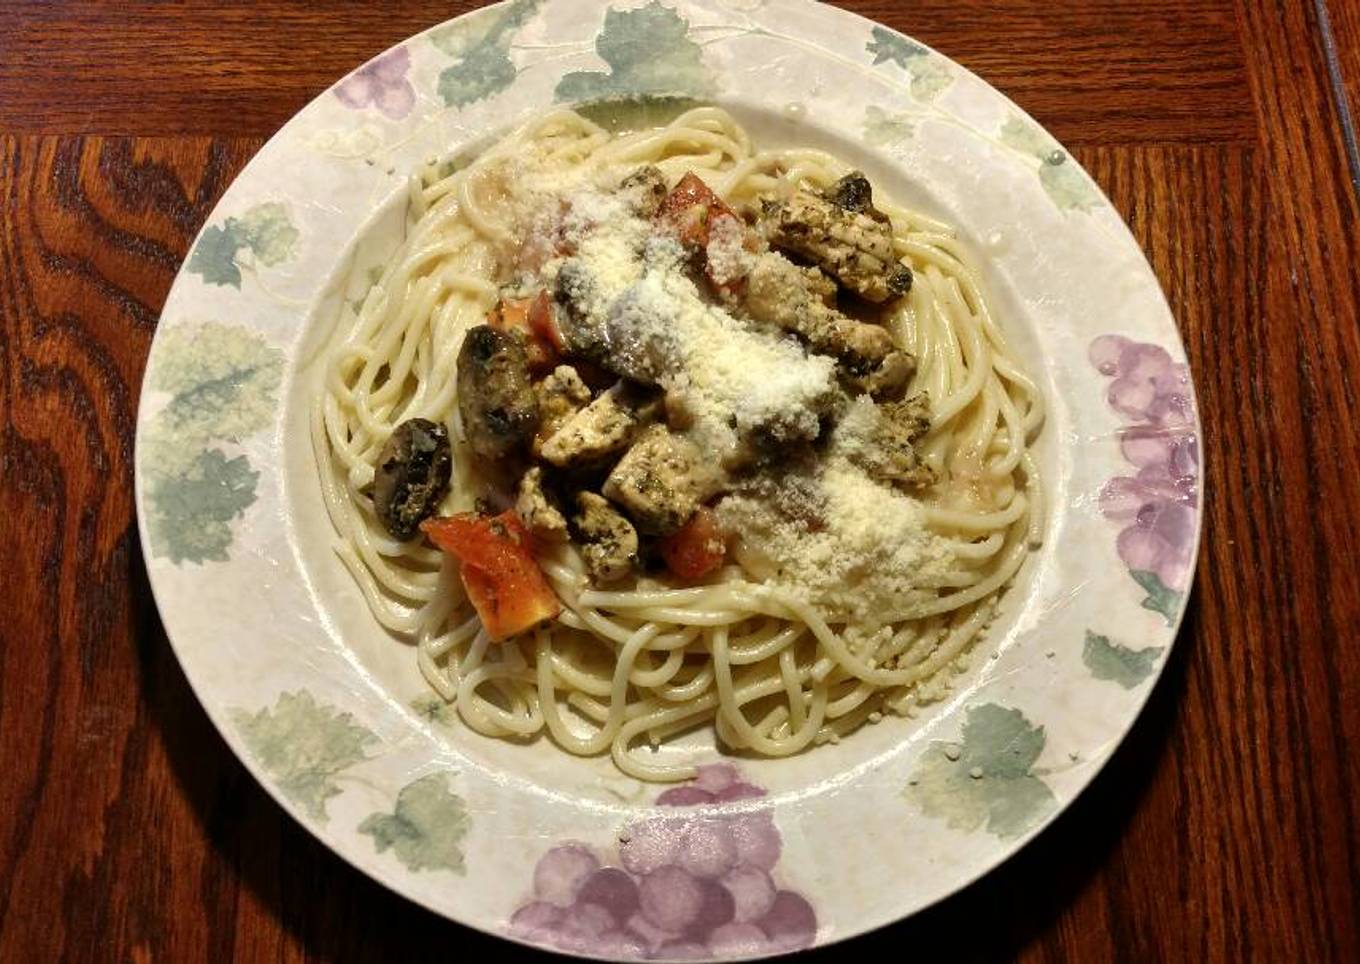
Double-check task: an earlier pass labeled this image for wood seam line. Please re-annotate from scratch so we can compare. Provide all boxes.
[1313,0,1360,200]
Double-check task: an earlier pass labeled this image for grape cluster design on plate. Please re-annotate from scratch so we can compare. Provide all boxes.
[1089,335,1199,618]
[508,765,817,958]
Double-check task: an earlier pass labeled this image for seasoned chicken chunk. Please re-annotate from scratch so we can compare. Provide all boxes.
[573,492,639,583]
[757,185,912,303]
[845,394,936,489]
[456,325,539,459]
[603,425,721,535]
[744,253,914,397]
[539,382,660,469]
[533,365,593,454]
[515,466,568,541]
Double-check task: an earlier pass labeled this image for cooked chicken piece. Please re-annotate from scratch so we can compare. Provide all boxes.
[757,186,912,303]
[539,382,661,469]
[603,425,722,535]
[859,352,916,399]
[618,166,668,219]
[456,325,539,460]
[515,466,568,542]
[573,491,639,583]
[744,253,914,398]
[843,394,936,489]
[533,365,593,454]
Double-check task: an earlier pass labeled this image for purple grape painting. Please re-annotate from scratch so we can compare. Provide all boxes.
[507,765,817,958]
[333,46,416,120]
[1089,335,1199,623]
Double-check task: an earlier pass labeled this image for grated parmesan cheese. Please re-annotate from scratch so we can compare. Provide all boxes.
[557,203,836,460]
[704,212,755,286]
[716,455,956,625]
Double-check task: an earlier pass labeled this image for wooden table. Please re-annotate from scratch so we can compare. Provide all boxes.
[3,1,1358,960]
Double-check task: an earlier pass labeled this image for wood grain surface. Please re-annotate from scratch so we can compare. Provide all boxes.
[2,1,1358,960]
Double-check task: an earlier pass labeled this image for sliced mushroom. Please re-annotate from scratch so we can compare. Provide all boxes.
[456,325,539,460]
[372,418,452,541]
[824,171,889,222]
[539,382,661,469]
[757,188,912,303]
[573,491,639,583]
[603,424,722,535]
[515,466,568,542]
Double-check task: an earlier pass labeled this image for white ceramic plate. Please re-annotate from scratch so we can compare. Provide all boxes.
[135,1,1202,959]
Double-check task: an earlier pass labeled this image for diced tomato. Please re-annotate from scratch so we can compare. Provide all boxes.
[658,508,727,583]
[488,293,559,373]
[657,172,739,248]
[527,289,567,353]
[421,511,561,640]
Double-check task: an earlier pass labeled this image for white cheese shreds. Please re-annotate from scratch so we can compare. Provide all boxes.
[717,456,956,625]
[704,213,754,285]
[562,206,835,459]
[828,394,881,460]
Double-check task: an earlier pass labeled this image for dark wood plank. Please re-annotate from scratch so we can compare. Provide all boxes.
[0,134,249,961]
[0,1,1253,145]
[1232,0,1360,950]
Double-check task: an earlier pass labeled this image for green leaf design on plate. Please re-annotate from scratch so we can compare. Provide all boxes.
[999,116,1058,159]
[908,58,952,101]
[411,694,458,727]
[234,201,300,266]
[360,773,470,874]
[865,26,952,101]
[232,690,379,821]
[1083,630,1164,689]
[999,115,1101,212]
[187,202,299,288]
[142,322,283,564]
[187,224,243,288]
[905,703,1056,840]
[1130,569,1183,625]
[556,1,714,102]
[431,0,541,107]
[146,449,259,564]
[865,26,926,68]
[575,94,705,134]
[1038,153,1101,212]
[862,105,913,146]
